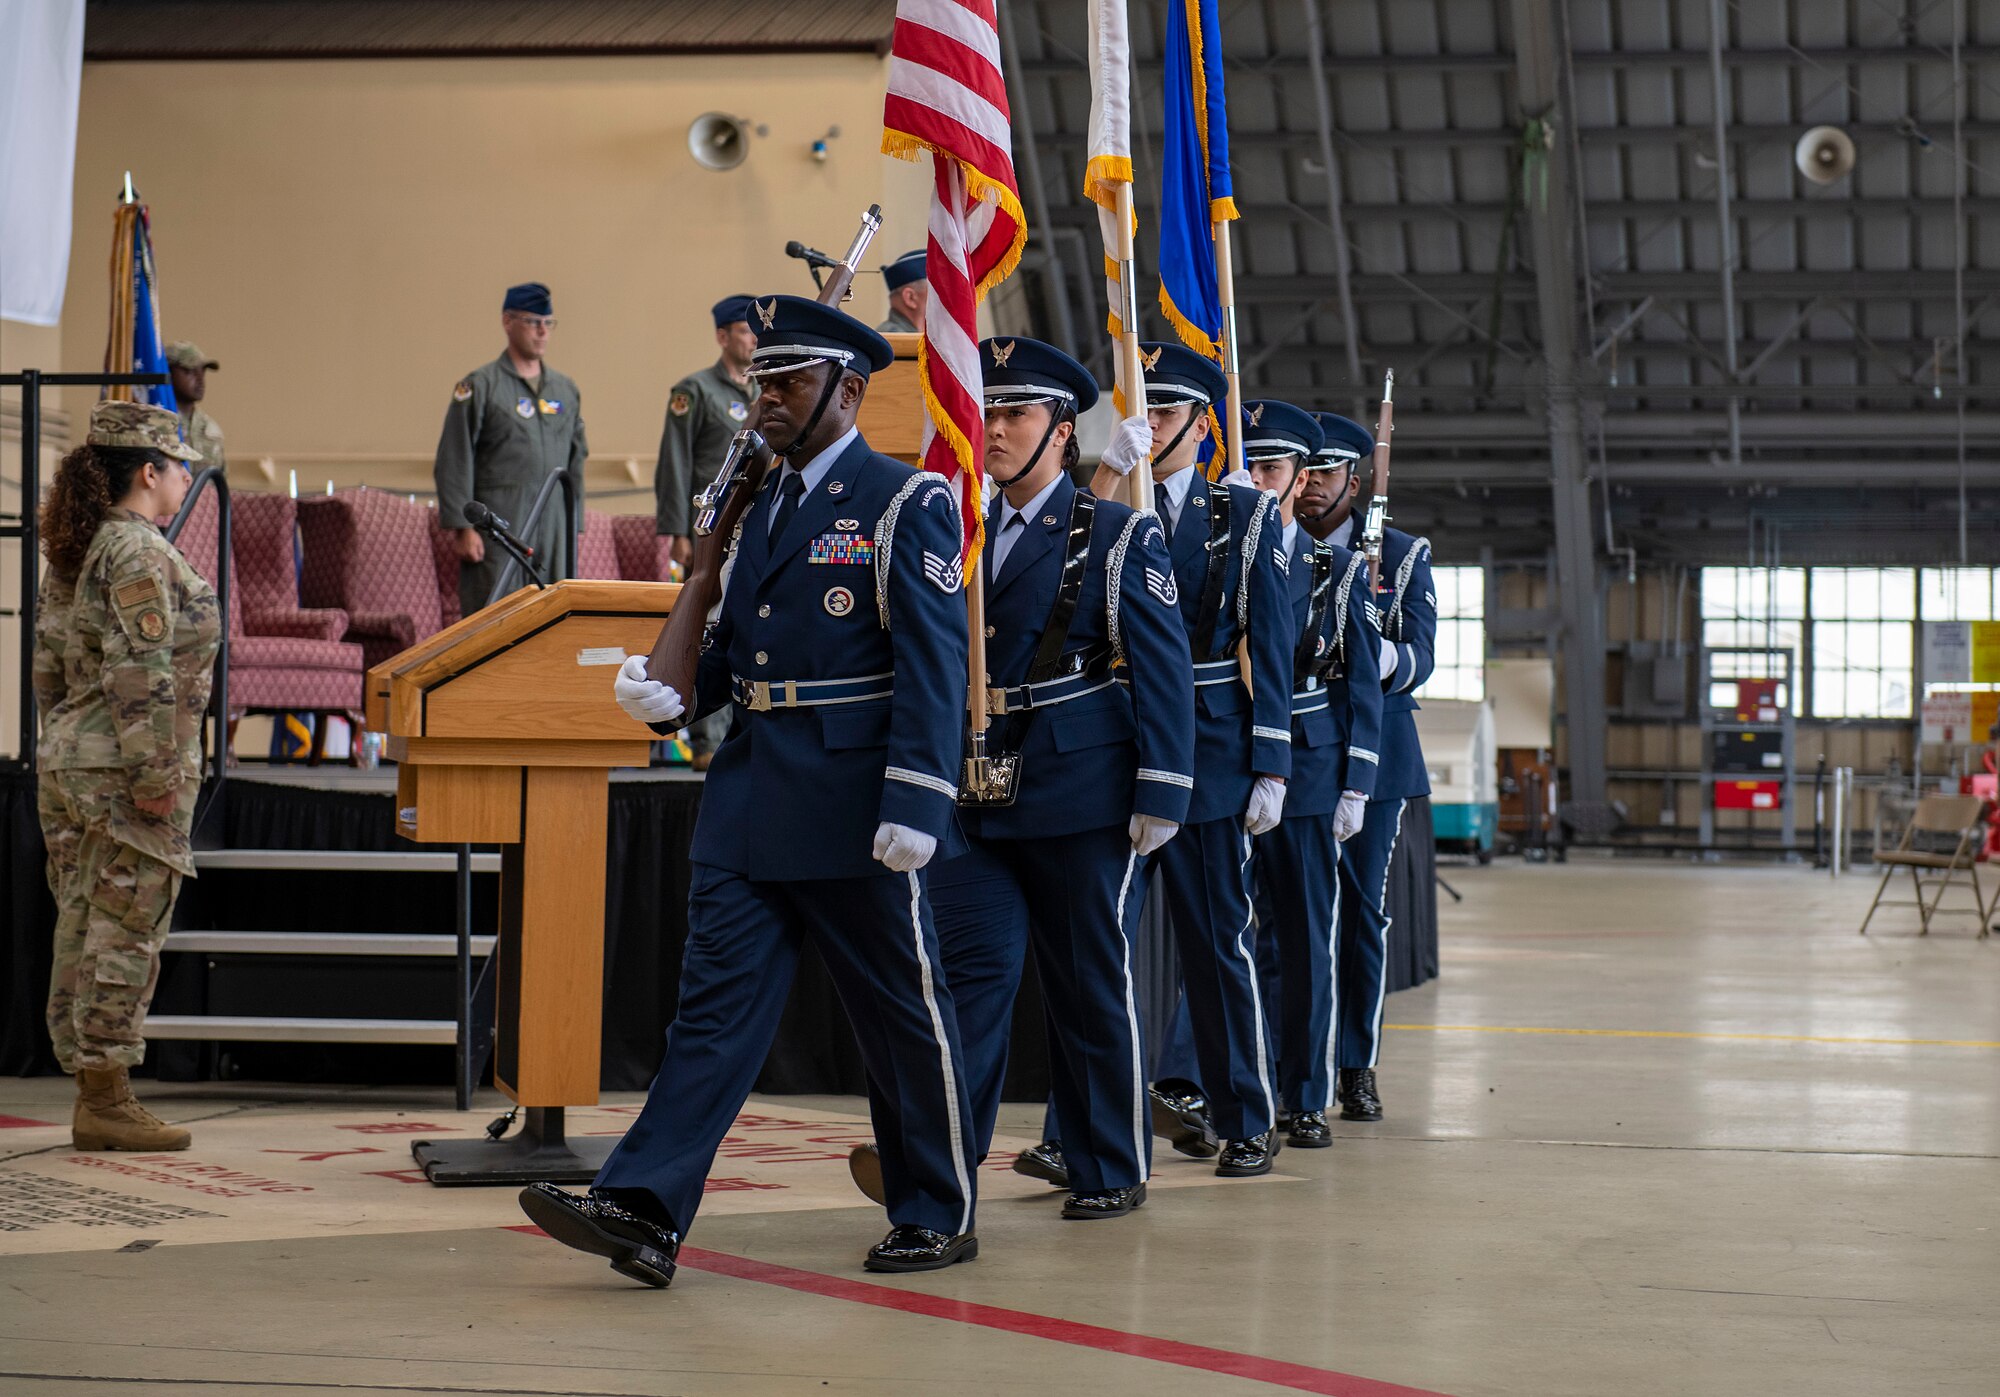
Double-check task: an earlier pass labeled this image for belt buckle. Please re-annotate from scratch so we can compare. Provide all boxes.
[985,685,1008,717]
[742,680,772,712]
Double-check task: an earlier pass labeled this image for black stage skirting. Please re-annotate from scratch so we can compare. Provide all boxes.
[1,770,1438,1092]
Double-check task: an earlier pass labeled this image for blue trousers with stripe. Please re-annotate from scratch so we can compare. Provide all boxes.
[1333,798,1406,1069]
[596,862,978,1238]
[1147,813,1278,1140]
[1254,811,1345,1111]
[930,825,1152,1193]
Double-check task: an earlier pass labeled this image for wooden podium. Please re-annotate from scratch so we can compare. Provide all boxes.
[857,331,922,464]
[365,579,676,1183]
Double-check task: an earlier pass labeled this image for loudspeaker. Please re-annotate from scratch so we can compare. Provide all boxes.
[687,113,750,172]
[1794,126,1856,184]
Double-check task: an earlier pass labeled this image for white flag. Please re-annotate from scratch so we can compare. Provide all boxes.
[1084,0,1134,358]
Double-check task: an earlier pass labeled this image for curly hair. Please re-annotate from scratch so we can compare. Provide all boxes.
[40,444,162,579]
[1057,405,1083,475]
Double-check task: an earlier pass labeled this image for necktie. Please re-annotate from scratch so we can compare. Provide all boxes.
[1154,481,1175,546]
[990,511,1025,581]
[769,470,805,540]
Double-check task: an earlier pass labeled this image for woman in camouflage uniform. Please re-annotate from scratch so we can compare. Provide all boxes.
[35,401,219,1151]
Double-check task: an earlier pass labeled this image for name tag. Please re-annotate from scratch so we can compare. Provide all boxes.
[809,532,874,565]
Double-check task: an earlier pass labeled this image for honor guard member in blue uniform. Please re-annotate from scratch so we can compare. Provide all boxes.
[520,295,980,1284]
[1298,411,1436,1122]
[1241,402,1383,1147]
[850,338,1194,1220]
[1106,344,1293,1178]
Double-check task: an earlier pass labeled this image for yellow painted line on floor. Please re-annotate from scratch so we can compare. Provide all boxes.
[1386,1023,2000,1049]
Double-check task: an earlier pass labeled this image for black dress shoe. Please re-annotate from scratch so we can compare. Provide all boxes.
[1338,1068,1383,1121]
[518,1181,679,1288]
[862,1224,978,1273]
[1011,1140,1069,1188]
[848,1143,887,1205]
[1061,1182,1147,1219]
[1287,1110,1333,1148]
[1215,1129,1281,1178]
[1148,1078,1220,1158]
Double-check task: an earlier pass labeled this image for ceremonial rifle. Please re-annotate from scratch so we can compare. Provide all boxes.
[643,205,883,708]
[1360,368,1394,590]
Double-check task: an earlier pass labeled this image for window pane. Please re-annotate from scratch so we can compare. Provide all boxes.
[1921,568,1998,621]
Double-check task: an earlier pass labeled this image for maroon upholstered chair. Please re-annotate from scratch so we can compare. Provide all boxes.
[428,511,464,630]
[297,488,447,670]
[612,514,672,582]
[172,490,366,729]
[577,510,620,581]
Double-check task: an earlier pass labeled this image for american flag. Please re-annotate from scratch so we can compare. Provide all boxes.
[882,0,1027,576]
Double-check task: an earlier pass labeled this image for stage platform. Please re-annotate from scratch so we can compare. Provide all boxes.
[2,766,1438,1089]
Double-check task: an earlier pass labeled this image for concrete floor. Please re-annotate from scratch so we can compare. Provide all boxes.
[2,860,1995,1396]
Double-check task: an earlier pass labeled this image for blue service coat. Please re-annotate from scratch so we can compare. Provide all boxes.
[1284,531,1384,815]
[965,475,1194,839]
[687,435,970,880]
[1356,525,1435,802]
[1162,476,1293,825]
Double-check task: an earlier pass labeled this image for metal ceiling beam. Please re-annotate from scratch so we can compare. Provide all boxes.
[1708,0,1744,467]
[1100,121,2000,150]
[1228,270,2000,303]
[1046,197,2000,226]
[1016,46,2000,78]
[1511,0,1607,808]
[1299,0,1363,397]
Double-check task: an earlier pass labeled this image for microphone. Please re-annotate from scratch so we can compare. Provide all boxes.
[784,239,840,270]
[462,500,534,557]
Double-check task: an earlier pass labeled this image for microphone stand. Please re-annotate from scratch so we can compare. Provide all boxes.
[479,521,547,590]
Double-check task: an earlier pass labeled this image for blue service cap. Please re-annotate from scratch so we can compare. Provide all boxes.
[746,294,896,379]
[1241,400,1325,463]
[1308,412,1373,469]
[979,337,1100,414]
[711,294,756,329]
[502,282,553,315]
[1134,342,1228,409]
[882,249,928,292]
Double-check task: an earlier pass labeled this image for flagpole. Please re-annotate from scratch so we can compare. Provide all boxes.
[1215,217,1246,477]
[1112,182,1152,512]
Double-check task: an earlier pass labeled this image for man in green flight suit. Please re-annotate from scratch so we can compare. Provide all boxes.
[654,294,757,576]
[165,341,226,472]
[876,249,928,334]
[434,281,589,618]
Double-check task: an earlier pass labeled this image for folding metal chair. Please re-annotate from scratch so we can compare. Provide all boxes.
[1857,794,1992,938]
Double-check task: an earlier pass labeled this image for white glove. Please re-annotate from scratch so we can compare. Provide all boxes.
[1129,813,1180,857]
[1333,790,1368,843]
[1221,467,1254,491]
[613,655,685,725]
[1378,637,1399,682]
[1101,415,1153,478]
[872,821,938,873]
[1244,775,1287,836]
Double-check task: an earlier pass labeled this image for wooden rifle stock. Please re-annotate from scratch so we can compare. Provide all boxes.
[642,204,883,716]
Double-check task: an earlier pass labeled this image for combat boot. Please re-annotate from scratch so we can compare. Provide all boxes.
[73,1066,191,1151]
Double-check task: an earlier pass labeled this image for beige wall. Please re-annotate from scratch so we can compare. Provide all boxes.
[57,53,932,504]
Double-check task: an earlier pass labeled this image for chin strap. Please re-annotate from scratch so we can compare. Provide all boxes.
[988,411,1067,489]
[776,365,847,458]
[1152,410,1201,478]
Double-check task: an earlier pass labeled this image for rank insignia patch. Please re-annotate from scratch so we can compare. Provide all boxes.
[823,586,855,617]
[1144,568,1179,605]
[809,532,874,565]
[515,397,535,419]
[136,609,167,642]
[452,381,473,403]
[1274,546,1290,574]
[922,551,962,593]
[728,400,749,422]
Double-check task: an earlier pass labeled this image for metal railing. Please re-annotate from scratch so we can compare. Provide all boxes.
[1,369,170,771]
[163,466,231,836]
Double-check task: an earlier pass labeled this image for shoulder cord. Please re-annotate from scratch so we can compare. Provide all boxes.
[1104,510,1151,667]
[1235,492,1273,638]
[1384,535,1432,640]
[873,471,956,631]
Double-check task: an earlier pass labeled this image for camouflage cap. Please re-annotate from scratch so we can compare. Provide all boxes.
[87,401,202,462]
[164,341,219,370]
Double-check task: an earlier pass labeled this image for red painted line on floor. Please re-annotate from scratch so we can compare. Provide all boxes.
[507,1225,1452,1396]
[0,1115,57,1129]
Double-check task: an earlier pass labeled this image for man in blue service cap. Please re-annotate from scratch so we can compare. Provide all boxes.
[878,249,929,333]
[845,337,1195,1220]
[655,294,760,767]
[1086,343,1294,1179]
[1295,410,1437,1123]
[520,294,981,1283]
[434,281,589,618]
[1241,401,1384,1145]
